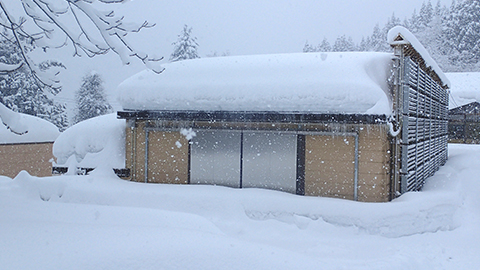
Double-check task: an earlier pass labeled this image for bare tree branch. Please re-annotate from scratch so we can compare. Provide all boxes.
[0,1,60,91]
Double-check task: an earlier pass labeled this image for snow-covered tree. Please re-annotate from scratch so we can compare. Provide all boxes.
[206,50,230,57]
[301,0,480,72]
[170,25,200,62]
[303,38,331,53]
[73,72,112,124]
[0,28,69,131]
[455,0,480,65]
[369,24,390,52]
[332,35,356,52]
[0,0,161,133]
[317,38,332,52]
[358,36,370,51]
[0,0,162,90]
[303,41,317,53]
[419,0,434,30]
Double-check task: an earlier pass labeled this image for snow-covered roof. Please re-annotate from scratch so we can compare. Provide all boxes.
[0,103,59,144]
[118,52,394,115]
[388,26,450,88]
[447,72,480,109]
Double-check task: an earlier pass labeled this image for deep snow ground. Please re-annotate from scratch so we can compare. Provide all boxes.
[1,144,479,270]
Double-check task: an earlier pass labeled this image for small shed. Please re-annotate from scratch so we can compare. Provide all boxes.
[117,26,449,202]
[448,101,480,143]
[446,72,480,144]
[0,104,59,178]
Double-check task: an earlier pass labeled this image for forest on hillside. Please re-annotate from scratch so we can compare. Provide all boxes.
[304,0,480,73]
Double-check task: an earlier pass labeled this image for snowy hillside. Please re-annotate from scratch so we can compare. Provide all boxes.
[1,144,479,269]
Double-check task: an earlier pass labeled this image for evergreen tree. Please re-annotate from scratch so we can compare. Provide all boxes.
[370,24,390,52]
[0,28,68,131]
[332,35,356,52]
[73,72,112,124]
[419,0,434,29]
[170,25,200,62]
[409,9,421,33]
[317,37,332,52]
[301,0,480,72]
[456,0,480,65]
[358,37,369,51]
[303,41,317,52]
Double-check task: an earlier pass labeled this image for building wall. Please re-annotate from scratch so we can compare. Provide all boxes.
[126,121,189,184]
[304,125,391,202]
[146,131,189,184]
[0,142,54,178]
[126,120,392,202]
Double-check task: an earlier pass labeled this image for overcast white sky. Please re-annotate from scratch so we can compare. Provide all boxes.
[18,0,453,116]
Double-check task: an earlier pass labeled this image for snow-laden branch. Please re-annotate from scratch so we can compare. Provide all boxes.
[25,0,163,73]
[0,1,63,92]
[0,102,28,135]
[0,62,23,73]
[0,0,163,92]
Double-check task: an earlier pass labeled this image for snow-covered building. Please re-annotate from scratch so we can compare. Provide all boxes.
[448,101,480,144]
[117,26,449,202]
[0,104,59,178]
[446,72,480,144]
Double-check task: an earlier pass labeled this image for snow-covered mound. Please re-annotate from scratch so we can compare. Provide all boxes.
[53,114,125,172]
[0,103,59,144]
[446,72,480,109]
[1,144,479,269]
[118,52,394,115]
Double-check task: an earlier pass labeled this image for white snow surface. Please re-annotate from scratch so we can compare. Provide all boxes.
[388,26,450,88]
[0,103,59,144]
[446,72,480,109]
[1,143,480,269]
[53,113,125,170]
[118,52,394,115]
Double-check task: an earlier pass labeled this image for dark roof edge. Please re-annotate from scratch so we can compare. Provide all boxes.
[117,110,388,124]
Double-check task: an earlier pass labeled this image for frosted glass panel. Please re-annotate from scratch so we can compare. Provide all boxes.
[191,130,241,188]
[242,132,297,193]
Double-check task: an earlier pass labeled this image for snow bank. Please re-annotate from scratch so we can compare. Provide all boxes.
[53,114,125,172]
[446,72,480,109]
[388,26,450,88]
[0,103,59,144]
[118,52,394,115]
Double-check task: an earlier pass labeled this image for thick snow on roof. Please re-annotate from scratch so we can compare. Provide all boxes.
[0,103,59,144]
[118,52,394,115]
[388,26,450,88]
[447,72,480,109]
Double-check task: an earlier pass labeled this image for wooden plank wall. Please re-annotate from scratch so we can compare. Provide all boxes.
[0,142,54,178]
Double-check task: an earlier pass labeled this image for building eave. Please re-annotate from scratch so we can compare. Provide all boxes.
[117,110,388,125]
